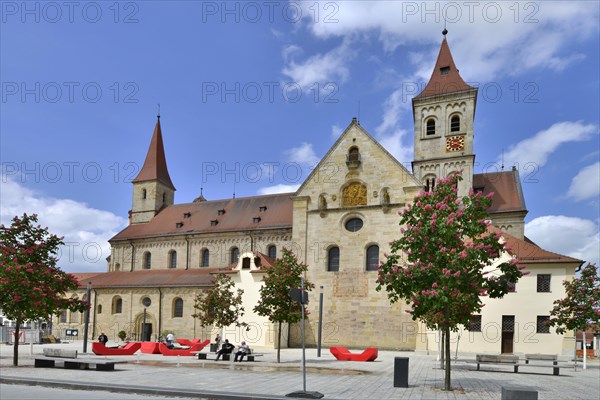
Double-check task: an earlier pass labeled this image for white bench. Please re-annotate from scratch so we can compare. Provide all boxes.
[36,348,127,371]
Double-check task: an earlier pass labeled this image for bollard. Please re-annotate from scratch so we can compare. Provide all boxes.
[501,386,538,400]
[393,357,409,388]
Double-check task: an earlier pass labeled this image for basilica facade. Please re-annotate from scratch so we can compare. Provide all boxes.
[56,35,582,355]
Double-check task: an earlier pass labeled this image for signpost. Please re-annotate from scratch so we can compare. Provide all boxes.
[286,279,324,399]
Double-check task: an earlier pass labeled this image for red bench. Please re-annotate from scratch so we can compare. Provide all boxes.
[159,340,210,356]
[176,338,203,347]
[92,342,141,356]
[140,342,162,354]
[330,346,378,362]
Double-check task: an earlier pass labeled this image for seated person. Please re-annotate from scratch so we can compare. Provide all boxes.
[165,332,175,349]
[215,339,235,360]
[234,341,251,362]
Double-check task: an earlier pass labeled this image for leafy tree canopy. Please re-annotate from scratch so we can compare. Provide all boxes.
[192,273,245,328]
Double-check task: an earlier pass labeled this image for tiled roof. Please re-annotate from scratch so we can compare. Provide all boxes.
[132,117,176,190]
[72,269,222,289]
[415,38,475,99]
[473,169,527,213]
[111,193,293,241]
[491,227,583,265]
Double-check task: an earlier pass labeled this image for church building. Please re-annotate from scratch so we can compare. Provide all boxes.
[57,33,583,355]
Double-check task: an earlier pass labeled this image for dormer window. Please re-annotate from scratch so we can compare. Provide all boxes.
[259,206,267,212]
[175,222,184,228]
[218,209,225,216]
[426,119,436,136]
[440,66,450,75]
[450,115,460,132]
[210,220,218,226]
[253,217,261,223]
[183,212,191,218]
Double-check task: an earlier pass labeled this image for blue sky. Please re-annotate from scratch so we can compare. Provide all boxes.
[1,1,599,272]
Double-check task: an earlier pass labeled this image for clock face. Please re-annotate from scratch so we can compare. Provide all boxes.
[446,135,465,152]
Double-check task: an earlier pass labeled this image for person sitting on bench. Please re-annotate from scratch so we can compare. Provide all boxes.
[215,339,235,360]
[234,341,251,362]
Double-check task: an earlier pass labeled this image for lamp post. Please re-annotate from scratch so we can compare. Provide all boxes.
[82,282,91,353]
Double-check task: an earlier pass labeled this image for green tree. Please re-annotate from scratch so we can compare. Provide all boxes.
[376,173,523,390]
[0,213,88,366]
[192,273,246,336]
[547,263,600,369]
[254,248,313,363]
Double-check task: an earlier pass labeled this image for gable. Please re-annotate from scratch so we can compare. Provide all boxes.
[295,119,421,209]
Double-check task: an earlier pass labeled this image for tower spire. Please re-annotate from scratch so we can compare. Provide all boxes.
[415,34,473,99]
[132,116,176,190]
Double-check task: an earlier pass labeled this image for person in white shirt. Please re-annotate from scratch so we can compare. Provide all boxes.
[234,341,250,362]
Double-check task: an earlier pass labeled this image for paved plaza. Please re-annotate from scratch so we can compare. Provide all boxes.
[1,341,599,399]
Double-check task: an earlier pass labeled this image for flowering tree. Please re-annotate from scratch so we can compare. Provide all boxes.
[547,263,600,369]
[254,248,313,363]
[376,173,524,391]
[0,214,88,366]
[192,273,246,335]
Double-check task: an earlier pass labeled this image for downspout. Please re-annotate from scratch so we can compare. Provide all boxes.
[185,236,190,270]
[158,287,163,340]
[129,241,135,271]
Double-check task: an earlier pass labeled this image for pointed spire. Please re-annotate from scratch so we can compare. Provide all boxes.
[415,33,474,99]
[132,116,176,190]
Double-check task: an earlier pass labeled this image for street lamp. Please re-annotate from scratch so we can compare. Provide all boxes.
[83,282,91,353]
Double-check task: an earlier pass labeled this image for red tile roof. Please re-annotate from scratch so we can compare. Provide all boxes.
[72,269,222,289]
[415,38,475,99]
[132,117,176,190]
[473,169,527,214]
[491,226,583,265]
[110,193,293,241]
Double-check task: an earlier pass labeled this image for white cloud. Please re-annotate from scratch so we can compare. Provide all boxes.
[379,129,413,165]
[281,38,355,90]
[567,162,600,202]
[257,184,300,195]
[285,142,320,165]
[331,124,343,140]
[0,176,127,273]
[296,1,599,82]
[526,215,599,266]
[502,121,597,168]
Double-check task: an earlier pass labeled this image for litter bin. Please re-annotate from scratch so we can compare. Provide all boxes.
[210,343,218,352]
[394,357,409,388]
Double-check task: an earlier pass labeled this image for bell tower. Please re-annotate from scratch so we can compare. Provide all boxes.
[412,30,477,196]
[130,115,176,224]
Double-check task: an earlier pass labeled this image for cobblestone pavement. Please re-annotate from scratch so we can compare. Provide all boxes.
[1,342,599,399]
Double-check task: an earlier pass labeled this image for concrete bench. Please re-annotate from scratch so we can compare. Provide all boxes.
[34,356,127,371]
[525,354,558,365]
[43,348,78,358]
[475,354,519,372]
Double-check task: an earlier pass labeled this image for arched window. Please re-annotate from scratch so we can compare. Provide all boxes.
[366,245,379,271]
[268,245,277,259]
[143,252,151,269]
[426,119,436,135]
[424,176,436,193]
[348,146,360,161]
[450,115,460,132]
[115,263,121,271]
[162,192,166,203]
[112,296,123,314]
[230,247,240,265]
[201,249,209,267]
[59,309,67,323]
[173,298,183,318]
[327,246,340,272]
[70,310,79,323]
[169,250,177,269]
[142,189,147,199]
[97,305,103,314]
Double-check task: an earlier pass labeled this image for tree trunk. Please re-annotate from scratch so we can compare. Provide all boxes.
[445,323,451,391]
[13,320,21,366]
[583,331,587,370]
[277,321,282,363]
[440,330,445,369]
